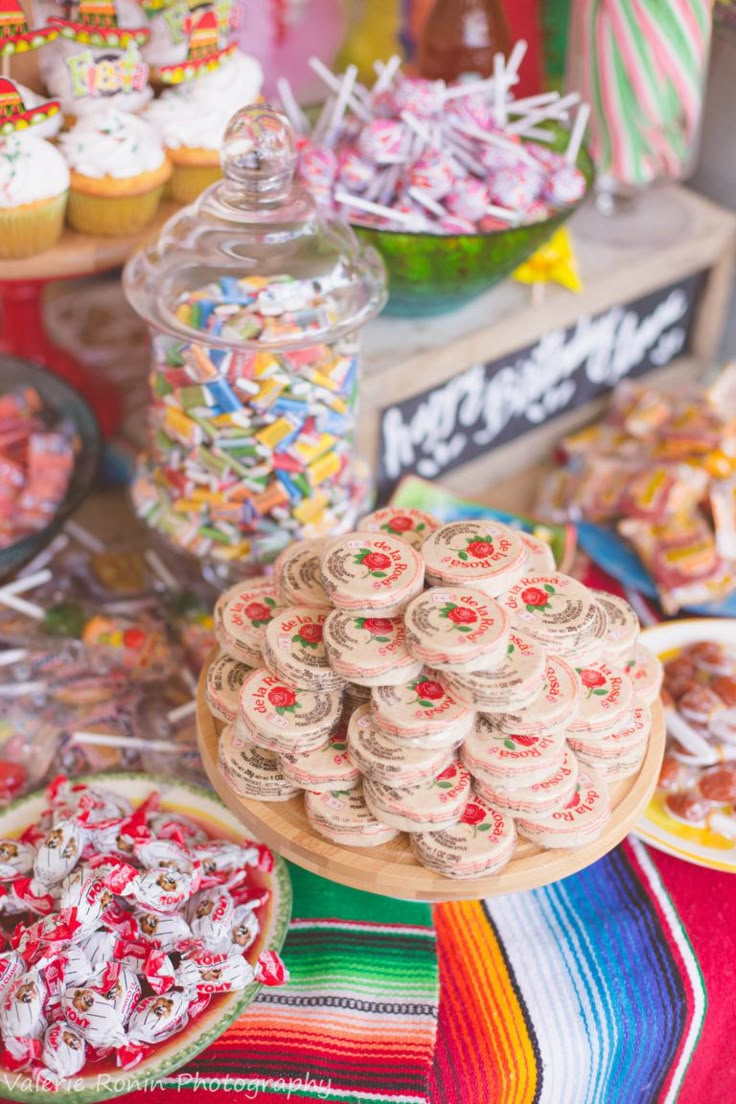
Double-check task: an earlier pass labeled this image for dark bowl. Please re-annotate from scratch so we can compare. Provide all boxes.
[353,130,595,317]
[0,357,101,580]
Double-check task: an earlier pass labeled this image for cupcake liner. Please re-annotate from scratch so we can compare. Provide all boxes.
[67,185,164,237]
[0,192,67,259]
[167,162,222,204]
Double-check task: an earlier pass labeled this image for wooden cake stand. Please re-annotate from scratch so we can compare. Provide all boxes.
[0,202,179,436]
[196,660,666,903]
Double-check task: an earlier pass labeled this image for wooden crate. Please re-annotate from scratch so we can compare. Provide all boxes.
[361,184,736,503]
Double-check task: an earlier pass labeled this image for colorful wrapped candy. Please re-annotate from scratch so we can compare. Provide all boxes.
[0,778,288,1083]
[0,386,78,551]
[536,367,736,613]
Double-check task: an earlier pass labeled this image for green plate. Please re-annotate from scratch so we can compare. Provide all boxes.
[0,772,292,1104]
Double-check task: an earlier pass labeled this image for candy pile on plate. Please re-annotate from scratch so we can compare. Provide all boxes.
[283,51,590,235]
[0,386,78,551]
[131,273,371,566]
[206,508,662,880]
[536,369,736,613]
[658,640,736,838]
[0,777,287,1088]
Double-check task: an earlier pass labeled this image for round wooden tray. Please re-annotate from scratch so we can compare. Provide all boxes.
[0,201,179,283]
[196,663,666,902]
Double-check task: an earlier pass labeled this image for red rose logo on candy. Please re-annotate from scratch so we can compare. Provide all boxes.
[576,667,608,698]
[453,535,495,561]
[440,602,479,633]
[355,548,393,578]
[267,686,300,715]
[383,515,414,534]
[432,764,458,790]
[461,802,492,834]
[293,623,323,649]
[521,584,555,613]
[245,598,277,627]
[356,617,394,642]
[503,733,538,750]
[413,679,445,708]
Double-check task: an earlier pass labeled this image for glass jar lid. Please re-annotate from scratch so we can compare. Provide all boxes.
[123,104,387,351]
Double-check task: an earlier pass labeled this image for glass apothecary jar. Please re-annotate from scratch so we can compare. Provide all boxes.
[124,105,387,572]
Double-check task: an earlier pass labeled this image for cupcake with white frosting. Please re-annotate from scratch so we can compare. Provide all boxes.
[145,51,263,203]
[59,109,171,235]
[0,134,69,258]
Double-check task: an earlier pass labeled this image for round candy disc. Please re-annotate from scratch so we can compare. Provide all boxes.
[403,587,509,670]
[320,532,425,616]
[358,507,441,550]
[274,539,329,607]
[263,606,344,691]
[372,670,473,738]
[323,609,422,686]
[420,522,527,596]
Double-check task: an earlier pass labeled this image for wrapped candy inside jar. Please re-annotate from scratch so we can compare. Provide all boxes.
[124,105,387,572]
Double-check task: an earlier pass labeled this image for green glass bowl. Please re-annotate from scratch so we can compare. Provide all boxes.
[353,137,595,317]
[0,356,101,580]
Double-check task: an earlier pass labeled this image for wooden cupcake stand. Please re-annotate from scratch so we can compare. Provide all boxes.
[196,660,666,903]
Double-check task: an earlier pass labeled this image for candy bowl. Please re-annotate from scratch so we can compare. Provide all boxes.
[0,358,101,581]
[352,138,595,317]
[0,772,292,1104]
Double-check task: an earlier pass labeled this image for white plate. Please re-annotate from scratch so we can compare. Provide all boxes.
[632,619,736,872]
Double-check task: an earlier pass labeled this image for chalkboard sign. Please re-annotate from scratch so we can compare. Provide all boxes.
[378,271,706,498]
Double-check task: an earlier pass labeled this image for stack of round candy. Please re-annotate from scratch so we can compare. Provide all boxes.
[289,57,590,236]
[206,508,663,880]
[131,272,372,567]
[0,778,287,1089]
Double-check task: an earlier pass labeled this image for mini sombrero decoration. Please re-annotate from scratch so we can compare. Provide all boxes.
[0,76,60,134]
[157,0,235,83]
[0,0,58,57]
[50,0,149,47]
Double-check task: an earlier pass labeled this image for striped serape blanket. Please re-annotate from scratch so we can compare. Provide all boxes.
[137,863,439,1104]
[131,836,736,1104]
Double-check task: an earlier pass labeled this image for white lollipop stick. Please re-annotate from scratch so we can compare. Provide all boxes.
[566,103,590,164]
[144,549,177,591]
[72,731,178,754]
[408,187,446,218]
[334,189,421,227]
[506,93,581,136]
[505,39,528,84]
[443,75,499,102]
[400,110,432,144]
[327,64,358,140]
[493,53,507,127]
[167,700,196,724]
[0,681,46,697]
[64,520,104,553]
[0,592,44,619]
[510,92,561,113]
[309,57,372,122]
[276,77,309,134]
[0,570,52,598]
[373,54,402,94]
[0,649,28,667]
[522,127,557,142]
[448,119,539,166]
[484,203,520,224]
[665,708,719,765]
[20,534,69,576]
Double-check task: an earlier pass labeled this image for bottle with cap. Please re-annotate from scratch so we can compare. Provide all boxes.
[418,0,510,83]
[124,104,387,576]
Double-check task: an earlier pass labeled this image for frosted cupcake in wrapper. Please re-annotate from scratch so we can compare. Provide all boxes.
[59,109,170,235]
[145,52,264,203]
[0,133,69,258]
